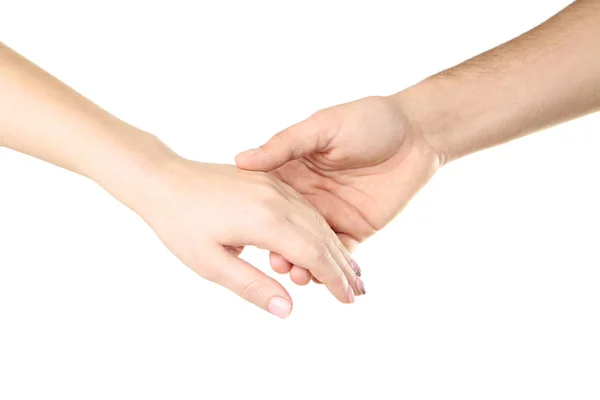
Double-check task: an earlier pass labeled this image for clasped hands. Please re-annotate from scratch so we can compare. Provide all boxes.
[135,95,440,319]
[3,1,597,319]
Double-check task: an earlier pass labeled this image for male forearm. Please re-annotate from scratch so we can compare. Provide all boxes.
[395,0,600,165]
[0,43,172,209]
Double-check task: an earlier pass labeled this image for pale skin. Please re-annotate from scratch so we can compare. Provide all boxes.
[236,0,600,283]
[0,43,364,320]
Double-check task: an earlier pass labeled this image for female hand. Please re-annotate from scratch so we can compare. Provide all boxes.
[0,41,361,317]
[125,156,359,318]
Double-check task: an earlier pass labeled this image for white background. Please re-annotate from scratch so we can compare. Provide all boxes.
[1,1,599,399]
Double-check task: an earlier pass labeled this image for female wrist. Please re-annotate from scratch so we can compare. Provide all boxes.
[89,127,180,215]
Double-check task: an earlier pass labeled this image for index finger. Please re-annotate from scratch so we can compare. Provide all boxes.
[253,221,354,304]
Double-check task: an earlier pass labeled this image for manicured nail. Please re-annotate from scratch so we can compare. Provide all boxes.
[349,259,361,277]
[356,276,366,295]
[347,285,355,303]
[268,297,292,319]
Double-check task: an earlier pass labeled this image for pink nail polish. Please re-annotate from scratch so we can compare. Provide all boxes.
[356,276,366,295]
[349,259,361,276]
[268,297,292,319]
[347,285,355,304]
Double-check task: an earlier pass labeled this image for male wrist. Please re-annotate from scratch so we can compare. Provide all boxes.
[390,71,503,167]
[390,76,468,167]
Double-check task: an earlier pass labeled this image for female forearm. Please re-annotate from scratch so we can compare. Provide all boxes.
[0,42,171,209]
[0,42,360,314]
[396,0,600,165]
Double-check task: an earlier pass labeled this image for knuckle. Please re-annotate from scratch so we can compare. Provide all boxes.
[310,240,332,265]
[253,206,278,227]
[310,109,327,123]
[259,181,283,200]
[313,210,330,231]
[269,130,290,149]
[309,109,332,134]
[252,187,285,224]
[241,279,264,303]
[309,239,345,285]
[311,217,335,244]
[273,129,289,142]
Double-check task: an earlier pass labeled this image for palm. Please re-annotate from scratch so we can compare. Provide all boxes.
[236,95,440,285]
[270,96,439,250]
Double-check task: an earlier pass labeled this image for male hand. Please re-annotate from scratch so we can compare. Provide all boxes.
[236,95,440,283]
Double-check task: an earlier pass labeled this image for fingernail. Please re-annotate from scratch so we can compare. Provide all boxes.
[356,276,366,295]
[349,259,362,276]
[268,297,292,319]
[347,285,355,304]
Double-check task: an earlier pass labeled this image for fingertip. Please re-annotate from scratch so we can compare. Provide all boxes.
[235,148,259,166]
[325,277,354,304]
[210,249,293,319]
[270,252,292,274]
[268,296,293,319]
[347,285,355,304]
[290,266,312,286]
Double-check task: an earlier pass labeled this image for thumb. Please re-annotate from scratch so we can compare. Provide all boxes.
[235,116,325,172]
[207,249,293,319]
